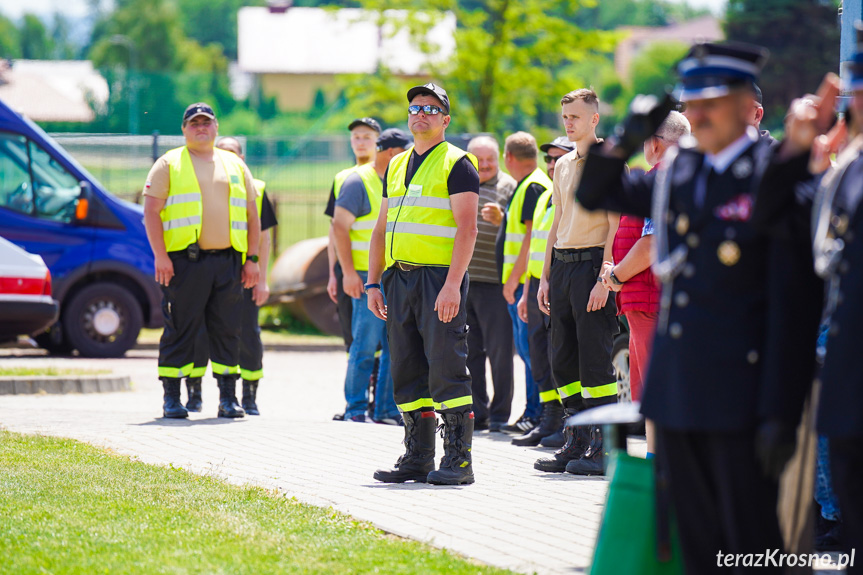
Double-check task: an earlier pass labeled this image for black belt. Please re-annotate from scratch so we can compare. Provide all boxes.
[201,248,234,255]
[394,261,423,272]
[552,247,600,263]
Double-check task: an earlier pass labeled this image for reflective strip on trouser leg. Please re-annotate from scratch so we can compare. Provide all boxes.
[211,362,240,376]
[438,395,473,410]
[397,397,436,413]
[539,389,560,403]
[557,381,582,400]
[582,382,618,400]
[189,365,207,378]
[158,362,196,378]
[240,368,263,381]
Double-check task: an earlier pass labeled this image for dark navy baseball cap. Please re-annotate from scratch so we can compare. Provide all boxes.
[183,102,216,123]
[406,83,450,114]
[348,117,382,133]
[376,128,412,151]
[674,42,769,102]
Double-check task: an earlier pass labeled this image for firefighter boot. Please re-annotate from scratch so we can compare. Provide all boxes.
[162,378,188,419]
[427,408,475,485]
[185,378,203,412]
[565,426,608,476]
[534,409,589,472]
[374,410,436,483]
[512,400,564,447]
[216,375,245,418]
[242,379,260,415]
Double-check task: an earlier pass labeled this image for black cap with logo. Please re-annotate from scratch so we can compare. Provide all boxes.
[348,117,382,133]
[183,102,216,123]
[406,83,450,114]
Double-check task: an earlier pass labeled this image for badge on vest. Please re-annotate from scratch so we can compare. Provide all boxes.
[407,184,423,198]
[230,175,240,184]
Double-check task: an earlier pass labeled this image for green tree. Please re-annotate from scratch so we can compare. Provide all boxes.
[346,1,620,135]
[626,40,688,100]
[20,13,53,59]
[49,12,78,59]
[0,13,21,58]
[725,0,840,129]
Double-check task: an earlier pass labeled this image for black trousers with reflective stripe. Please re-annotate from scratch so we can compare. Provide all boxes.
[191,287,263,378]
[159,250,243,376]
[526,278,555,396]
[548,253,618,410]
[383,265,472,410]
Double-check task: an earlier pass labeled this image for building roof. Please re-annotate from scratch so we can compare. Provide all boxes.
[615,16,724,81]
[238,7,456,75]
[0,60,109,123]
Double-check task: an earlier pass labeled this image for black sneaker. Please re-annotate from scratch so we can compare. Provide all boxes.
[503,414,538,434]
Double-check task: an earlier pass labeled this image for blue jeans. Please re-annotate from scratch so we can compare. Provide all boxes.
[344,271,398,420]
[816,435,841,521]
[508,283,539,419]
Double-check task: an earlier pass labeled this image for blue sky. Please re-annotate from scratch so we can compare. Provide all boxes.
[2,0,729,20]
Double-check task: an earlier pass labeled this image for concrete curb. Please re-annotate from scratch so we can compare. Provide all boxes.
[0,375,131,395]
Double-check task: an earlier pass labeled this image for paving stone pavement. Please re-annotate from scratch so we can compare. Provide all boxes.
[0,345,646,574]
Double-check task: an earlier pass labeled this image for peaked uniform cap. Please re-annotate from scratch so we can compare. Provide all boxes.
[674,42,769,102]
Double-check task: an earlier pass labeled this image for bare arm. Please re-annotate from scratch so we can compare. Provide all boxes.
[143,195,172,286]
[366,198,389,321]
[503,220,533,304]
[253,230,271,306]
[326,224,338,303]
[242,196,261,289]
[437,192,479,323]
[332,207,363,299]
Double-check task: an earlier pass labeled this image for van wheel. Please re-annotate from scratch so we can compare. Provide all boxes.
[613,332,631,403]
[63,283,143,358]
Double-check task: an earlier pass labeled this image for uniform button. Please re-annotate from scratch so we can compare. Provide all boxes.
[724,227,737,240]
[686,233,699,248]
[747,350,759,364]
[839,261,850,275]
[683,263,696,278]
[669,323,683,338]
[674,292,689,307]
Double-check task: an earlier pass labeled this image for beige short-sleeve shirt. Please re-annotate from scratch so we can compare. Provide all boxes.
[144,150,258,250]
[551,148,609,249]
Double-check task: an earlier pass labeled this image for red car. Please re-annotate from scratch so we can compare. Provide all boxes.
[0,236,58,343]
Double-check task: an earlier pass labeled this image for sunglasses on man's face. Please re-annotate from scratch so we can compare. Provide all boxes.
[408,104,444,116]
[544,154,563,164]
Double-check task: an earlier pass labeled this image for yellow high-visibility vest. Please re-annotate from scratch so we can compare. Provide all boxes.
[348,163,382,272]
[385,143,478,268]
[528,188,555,279]
[333,166,361,200]
[502,167,552,284]
[161,146,249,254]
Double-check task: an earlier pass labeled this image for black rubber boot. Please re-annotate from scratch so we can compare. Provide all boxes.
[216,375,245,418]
[534,409,589,472]
[512,400,564,446]
[374,410,436,483]
[540,428,565,448]
[185,378,202,412]
[242,379,260,415]
[565,426,607,476]
[427,408,475,486]
[161,378,188,419]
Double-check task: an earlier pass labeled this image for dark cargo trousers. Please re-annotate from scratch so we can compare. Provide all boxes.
[526,278,556,400]
[382,265,472,412]
[159,249,243,378]
[548,247,619,411]
[191,286,263,379]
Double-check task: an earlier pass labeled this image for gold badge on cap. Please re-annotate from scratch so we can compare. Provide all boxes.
[717,240,741,266]
[675,213,690,235]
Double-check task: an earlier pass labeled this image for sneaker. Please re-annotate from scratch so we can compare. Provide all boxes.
[374,415,404,426]
[503,415,538,434]
[333,413,345,421]
[347,414,366,422]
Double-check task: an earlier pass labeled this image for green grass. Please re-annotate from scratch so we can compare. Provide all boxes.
[0,367,110,377]
[0,432,512,575]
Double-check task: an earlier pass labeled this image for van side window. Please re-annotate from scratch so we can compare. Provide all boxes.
[0,133,34,216]
[0,132,80,222]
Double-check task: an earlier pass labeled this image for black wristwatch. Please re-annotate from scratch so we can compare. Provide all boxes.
[247,254,259,263]
[610,268,624,285]
[363,283,381,294]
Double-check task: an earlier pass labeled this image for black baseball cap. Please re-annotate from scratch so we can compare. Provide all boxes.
[376,128,412,151]
[406,83,450,114]
[539,136,575,154]
[348,117,382,133]
[183,102,215,123]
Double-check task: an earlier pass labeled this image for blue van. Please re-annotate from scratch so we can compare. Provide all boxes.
[0,97,160,357]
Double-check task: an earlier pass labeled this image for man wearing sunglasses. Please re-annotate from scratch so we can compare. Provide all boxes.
[368,83,481,485]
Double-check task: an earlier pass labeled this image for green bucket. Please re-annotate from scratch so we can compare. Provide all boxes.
[589,451,685,575]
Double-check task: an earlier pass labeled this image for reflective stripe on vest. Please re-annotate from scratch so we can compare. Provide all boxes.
[348,163,383,272]
[161,147,249,254]
[528,188,555,279]
[385,143,478,268]
[503,167,552,284]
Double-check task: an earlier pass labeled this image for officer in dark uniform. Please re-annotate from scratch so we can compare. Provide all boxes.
[576,44,810,573]
[761,32,863,569]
